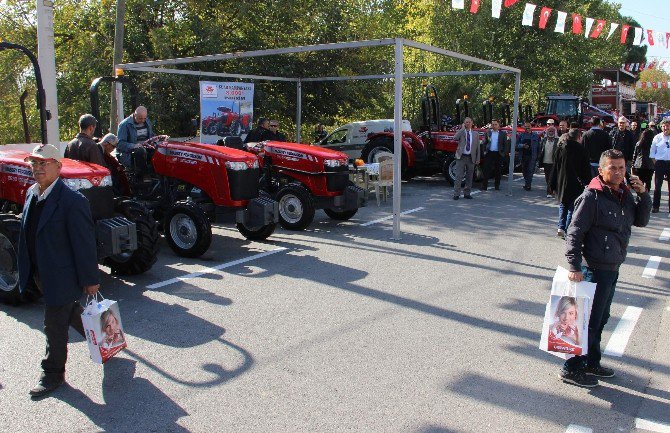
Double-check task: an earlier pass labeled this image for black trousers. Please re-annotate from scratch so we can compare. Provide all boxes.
[42,301,85,380]
[481,152,503,189]
[653,160,670,210]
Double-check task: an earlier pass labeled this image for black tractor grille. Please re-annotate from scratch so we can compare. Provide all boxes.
[79,186,115,221]
[325,165,349,192]
[227,167,260,201]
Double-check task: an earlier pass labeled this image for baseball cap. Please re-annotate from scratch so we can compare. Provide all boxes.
[24,144,61,162]
[546,119,555,124]
[100,133,119,147]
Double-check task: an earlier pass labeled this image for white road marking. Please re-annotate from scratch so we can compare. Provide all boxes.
[565,425,592,433]
[147,248,288,289]
[360,207,424,227]
[659,228,670,241]
[635,418,670,433]
[603,306,643,357]
[642,256,662,279]
[470,190,482,196]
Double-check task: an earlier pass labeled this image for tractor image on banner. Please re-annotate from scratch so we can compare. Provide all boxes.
[200,81,254,143]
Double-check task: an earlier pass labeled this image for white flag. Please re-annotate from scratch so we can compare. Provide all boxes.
[555,11,567,33]
[452,0,465,9]
[584,18,594,38]
[492,0,503,18]
[522,3,536,26]
[656,31,666,48]
[633,27,643,45]
[607,23,619,40]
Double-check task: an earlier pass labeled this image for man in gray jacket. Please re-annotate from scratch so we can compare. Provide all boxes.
[561,149,651,388]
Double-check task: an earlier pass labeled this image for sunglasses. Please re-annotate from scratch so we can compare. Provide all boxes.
[28,159,56,168]
[269,124,278,128]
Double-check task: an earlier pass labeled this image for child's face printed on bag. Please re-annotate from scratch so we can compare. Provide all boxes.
[559,305,577,326]
[104,313,120,336]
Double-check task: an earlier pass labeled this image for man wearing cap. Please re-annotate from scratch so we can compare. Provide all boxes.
[650,119,670,213]
[117,106,155,168]
[18,144,100,398]
[64,114,106,167]
[98,133,131,196]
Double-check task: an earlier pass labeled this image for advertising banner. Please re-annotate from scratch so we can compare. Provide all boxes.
[199,81,254,144]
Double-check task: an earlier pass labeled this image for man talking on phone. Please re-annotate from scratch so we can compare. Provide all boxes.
[561,149,651,388]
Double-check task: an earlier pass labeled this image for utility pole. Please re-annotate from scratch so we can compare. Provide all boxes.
[36,0,60,148]
[110,0,126,134]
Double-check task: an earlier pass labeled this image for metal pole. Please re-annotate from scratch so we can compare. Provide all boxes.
[616,70,620,118]
[111,0,126,134]
[508,72,521,196]
[392,39,403,240]
[296,80,302,142]
[36,0,60,148]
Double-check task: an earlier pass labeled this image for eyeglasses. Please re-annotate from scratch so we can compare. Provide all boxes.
[28,160,56,168]
[269,124,278,128]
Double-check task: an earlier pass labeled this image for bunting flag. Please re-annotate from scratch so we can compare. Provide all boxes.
[504,0,519,7]
[621,61,667,72]
[584,18,594,38]
[522,3,536,26]
[647,29,655,46]
[470,0,481,13]
[590,20,605,38]
[572,14,583,35]
[538,7,552,29]
[607,23,619,40]
[452,0,465,9]
[620,25,630,44]
[633,27,643,45]
[667,32,670,49]
[656,31,665,48]
[555,11,567,33]
[492,0,502,18]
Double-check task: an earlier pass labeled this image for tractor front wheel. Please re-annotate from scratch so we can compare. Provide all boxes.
[236,222,276,240]
[104,200,159,275]
[164,201,212,258]
[0,214,40,305]
[276,184,315,230]
[324,208,358,221]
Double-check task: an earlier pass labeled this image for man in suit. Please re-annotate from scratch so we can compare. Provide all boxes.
[452,117,481,200]
[18,144,100,398]
[518,121,540,191]
[480,118,509,191]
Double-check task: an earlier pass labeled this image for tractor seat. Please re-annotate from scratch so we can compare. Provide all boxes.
[217,136,245,150]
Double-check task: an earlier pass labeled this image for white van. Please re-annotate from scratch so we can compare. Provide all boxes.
[315,119,412,160]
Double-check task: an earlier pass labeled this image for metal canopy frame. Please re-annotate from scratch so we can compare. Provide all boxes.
[118,38,521,240]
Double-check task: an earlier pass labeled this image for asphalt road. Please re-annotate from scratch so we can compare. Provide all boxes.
[1,173,669,433]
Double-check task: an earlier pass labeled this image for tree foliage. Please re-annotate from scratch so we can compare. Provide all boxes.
[0,0,654,144]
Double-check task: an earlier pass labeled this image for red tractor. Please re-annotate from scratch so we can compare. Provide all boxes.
[0,149,160,304]
[242,139,367,230]
[203,106,252,136]
[122,136,278,257]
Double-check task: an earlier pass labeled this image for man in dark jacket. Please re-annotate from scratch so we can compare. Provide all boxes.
[517,121,540,191]
[561,149,651,388]
[64,114,106,166]
[480,118,509,191]
[19,144,100,398]
[610,116,636,170]
[116,106,155,168]
[243,117,273,143]
[581,116,611,177]
[550,128,591,238]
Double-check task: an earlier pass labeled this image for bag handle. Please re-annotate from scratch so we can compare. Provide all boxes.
[83,291,105,307]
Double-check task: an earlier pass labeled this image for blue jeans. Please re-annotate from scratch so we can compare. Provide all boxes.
[564,266,619,371]
[557,203,574,231]
[522,154,535,187]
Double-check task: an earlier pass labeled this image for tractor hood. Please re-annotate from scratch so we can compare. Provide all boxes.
[158,139,257,163]
[262,141,349,163]
[0,149,110,180]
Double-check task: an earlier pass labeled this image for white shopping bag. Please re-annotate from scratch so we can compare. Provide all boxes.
[539,266,596,359]
[81,293,127,364]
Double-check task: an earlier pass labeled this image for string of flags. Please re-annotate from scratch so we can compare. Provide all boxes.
[622,61,668,72]
[451,0,668,48]
[636,82,670,89]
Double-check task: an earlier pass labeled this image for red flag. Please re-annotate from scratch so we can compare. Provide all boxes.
[504,0,519,7]
[470,0,480,13]
[662,82,668,89]
[647,29,655,46]
[538,7,552,29]
[666,33,670,49]
[652,82,659,89]
[590,20,606,38]
[620,25,630,44]
[572,14,583,35]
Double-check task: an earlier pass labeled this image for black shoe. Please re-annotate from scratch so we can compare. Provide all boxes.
[464,195,473,199]
[584,365,615,378]
[494,186,500,190]
[652,207,659,213]
[560,369,598,388]
[453,195,459,200]
[523,186,531,191]
[29,377,64,398]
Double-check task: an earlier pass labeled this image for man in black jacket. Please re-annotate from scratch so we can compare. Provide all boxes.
[561,149,651,388]
[610,116,636,171]
[243,117,273,143]
[581,116,611,177]
[64,114,106,167]
[480,119,509,191]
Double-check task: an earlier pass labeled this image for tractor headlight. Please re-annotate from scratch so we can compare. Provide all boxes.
[249,159,259,169]
[63,178,94,191]
[100,175,113,187]
[324,159,344,168]
[225,161,248,171]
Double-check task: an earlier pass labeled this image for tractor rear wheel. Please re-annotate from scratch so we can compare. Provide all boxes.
[230,120,242,136]
[276,184,315,230]
[164,201,212,258]
[104,200,159,275]
[324,208,358,221]
[0,214,40,305]
[361,137,412,180]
